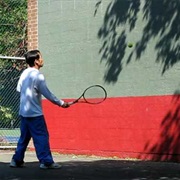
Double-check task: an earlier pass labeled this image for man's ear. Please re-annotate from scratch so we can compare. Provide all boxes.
[34,59,39,66]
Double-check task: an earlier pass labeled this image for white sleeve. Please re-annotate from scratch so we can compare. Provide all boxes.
[35,74,64,106]
[16,74,23,92]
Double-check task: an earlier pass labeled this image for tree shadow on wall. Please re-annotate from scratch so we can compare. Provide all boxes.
[96,0,180,84]
[96,0,180,161]
[138,92,180,162]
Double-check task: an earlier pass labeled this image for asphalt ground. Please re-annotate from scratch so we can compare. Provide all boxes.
[1,150,180,180]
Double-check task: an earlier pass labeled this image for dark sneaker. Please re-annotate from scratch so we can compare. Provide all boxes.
[40,163,62,169]
[10,159,24,168]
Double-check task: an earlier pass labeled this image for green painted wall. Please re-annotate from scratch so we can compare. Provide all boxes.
[38,0,180,99]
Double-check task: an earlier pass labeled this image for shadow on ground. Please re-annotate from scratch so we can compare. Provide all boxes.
[1,160,180,180]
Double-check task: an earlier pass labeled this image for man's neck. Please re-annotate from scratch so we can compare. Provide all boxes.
[28,65,40,70]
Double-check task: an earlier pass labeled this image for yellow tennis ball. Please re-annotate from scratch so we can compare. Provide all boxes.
[128,43,133,48]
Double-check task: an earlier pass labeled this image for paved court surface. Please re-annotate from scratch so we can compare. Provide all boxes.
[1,150,180,180]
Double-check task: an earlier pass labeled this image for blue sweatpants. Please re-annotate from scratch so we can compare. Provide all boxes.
[12,115,54,165]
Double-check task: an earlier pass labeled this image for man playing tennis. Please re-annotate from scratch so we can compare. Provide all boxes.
[10,50,69,169]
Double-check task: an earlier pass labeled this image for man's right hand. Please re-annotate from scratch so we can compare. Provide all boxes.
[61,102,70,108]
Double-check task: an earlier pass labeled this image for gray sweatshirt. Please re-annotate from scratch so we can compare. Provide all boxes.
[17,67,64,117]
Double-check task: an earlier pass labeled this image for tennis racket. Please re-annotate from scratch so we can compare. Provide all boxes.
[68,85,107,105]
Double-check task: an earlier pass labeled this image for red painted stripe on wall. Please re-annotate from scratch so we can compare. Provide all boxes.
[40,95,180,161]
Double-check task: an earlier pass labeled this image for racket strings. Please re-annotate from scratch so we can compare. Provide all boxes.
[83,86,106,104]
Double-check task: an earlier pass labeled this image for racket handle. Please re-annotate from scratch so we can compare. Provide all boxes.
[68,101,74,105]
[68,99,79,105]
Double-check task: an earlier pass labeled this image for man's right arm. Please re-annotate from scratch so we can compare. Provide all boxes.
[36,74,69,108]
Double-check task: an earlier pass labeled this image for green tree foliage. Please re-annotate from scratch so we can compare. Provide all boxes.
[0,0,27,127]
[0,0,27,56]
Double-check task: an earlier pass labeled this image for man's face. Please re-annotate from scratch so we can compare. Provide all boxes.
[36,53,44,68]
